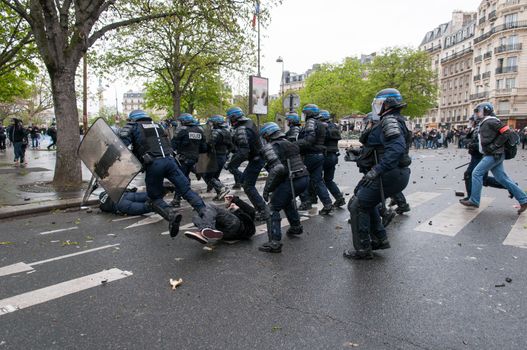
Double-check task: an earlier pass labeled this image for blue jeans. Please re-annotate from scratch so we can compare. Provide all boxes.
[116,192,151,216]
[469,154,527,206]
[464,153,504,198]
[301,153,332,206]
[269,176,309,241]
[145,157,205,211]
[241,157,266,212]
[323,152,343,200]
[13,142,25,162]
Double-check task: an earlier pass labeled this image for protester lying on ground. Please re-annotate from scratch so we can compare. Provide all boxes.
[183,194,256,244]
[99,189,152,216]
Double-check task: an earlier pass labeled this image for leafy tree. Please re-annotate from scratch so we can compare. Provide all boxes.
[363,47,438,118]
[2,0,183,188]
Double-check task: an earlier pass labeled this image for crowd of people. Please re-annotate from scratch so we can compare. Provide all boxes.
[0,119,59,167]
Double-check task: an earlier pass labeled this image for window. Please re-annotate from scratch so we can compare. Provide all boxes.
[498,101,510,113]
[499,37,507,46]
[507,56,517,66]
[496,79,504,89]
[505,13,518,26]
[509,35,518,45]
[505,78,516,89]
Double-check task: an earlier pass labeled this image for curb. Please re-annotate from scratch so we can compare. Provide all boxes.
[0,198,99,220]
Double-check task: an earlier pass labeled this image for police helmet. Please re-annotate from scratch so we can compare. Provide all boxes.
[474,102,494,117]
[259,122,284,140]
[302,104,320,119]
[208,115,225,126]
[178,113,197,126]
[319,110,331,121]
[372,88,407,117]
[286,112,301,126]
[226,106,249,124]
[128,109,150,121]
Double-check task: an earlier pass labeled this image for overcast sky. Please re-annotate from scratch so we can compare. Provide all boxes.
[101,0,483,112]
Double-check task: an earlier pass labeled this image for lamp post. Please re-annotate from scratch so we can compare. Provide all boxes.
[276,56,284,97]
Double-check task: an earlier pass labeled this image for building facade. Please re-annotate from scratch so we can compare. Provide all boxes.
[122,90,145,117]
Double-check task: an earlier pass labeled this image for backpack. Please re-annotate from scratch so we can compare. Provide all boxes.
[504,130,520,160]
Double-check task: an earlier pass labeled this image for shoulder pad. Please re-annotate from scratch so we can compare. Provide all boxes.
[381,116,401,139]
[234,125,249,145]
[263,143,280,165]
[119,123,134,138]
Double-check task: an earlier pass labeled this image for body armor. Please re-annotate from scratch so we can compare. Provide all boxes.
[325,122,342,153]
[173,125,204,161]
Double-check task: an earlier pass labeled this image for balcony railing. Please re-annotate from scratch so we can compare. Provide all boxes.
[498,0,521,11]
[474,55,483,63]
[482,71,491,79]
[496,65,518,74]
[479,16,486,25]
[489,10,497,21]
[474,21,527,44]
[484,51,492,59]
[474,74,482,81]
[497,110,510,115]
[495,43,523,53]
[425,44,441,53]
[470,92,489,100]
[440,48,473,63]
[496,88,518,96]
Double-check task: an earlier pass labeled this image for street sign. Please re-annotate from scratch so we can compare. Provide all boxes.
[283,94,300,112]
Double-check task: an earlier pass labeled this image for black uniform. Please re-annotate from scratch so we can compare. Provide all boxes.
[203,126,232,197]
[323,121,345,206]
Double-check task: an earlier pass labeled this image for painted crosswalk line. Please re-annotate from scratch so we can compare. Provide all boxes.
[39,227,78,235]
[125,214,164,229]
[0,244,120,277]
[404,191,442,208]
[415,197,494,236]
[0,268,133,316]
[502,214,527,249]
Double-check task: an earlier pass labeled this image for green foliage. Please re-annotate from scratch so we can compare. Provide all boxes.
[363,47,438,118]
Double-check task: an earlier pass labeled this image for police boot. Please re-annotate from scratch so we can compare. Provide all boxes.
[232,183,242,190]
[286,225,303,236]
[343,249,373,260]
[170,197,181,208]
[258,240,282,253]
[206,184,213,193]
[371,238,391,250]
[255,210,270,222]
[332,197,346,209]
[380,207,396,228]
[168,209,183,238]
[298,201,312,210]
[395,203,411,214]
[213,187,230,201]
[319,204,333,216]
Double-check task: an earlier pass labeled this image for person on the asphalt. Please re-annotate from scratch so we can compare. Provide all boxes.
[119,109,207,238]
[343,88,411,260]
[460,102,527,215]
[99,189,152,216]
[7,118,29,167]
[183,194,256,244]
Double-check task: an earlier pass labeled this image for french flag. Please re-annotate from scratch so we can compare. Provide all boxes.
[252,2,260,28]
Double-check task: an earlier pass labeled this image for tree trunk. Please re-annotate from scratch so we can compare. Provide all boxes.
[171,89,181,117]
[49,68,82,189]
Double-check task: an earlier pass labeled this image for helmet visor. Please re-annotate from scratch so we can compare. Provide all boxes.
[372,98,385,116]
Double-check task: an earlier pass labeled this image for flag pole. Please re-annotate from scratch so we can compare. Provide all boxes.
[257,0,261,77]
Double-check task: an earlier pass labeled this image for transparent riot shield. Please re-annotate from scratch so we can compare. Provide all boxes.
[78,118,142,203]
[195,123,218,174]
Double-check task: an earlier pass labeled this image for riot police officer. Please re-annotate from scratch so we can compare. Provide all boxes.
[285,112,301,142]
[225,107,268,221]
[171,113,207,207]
[203,115,231,201]
[320,110,346,208]
[119,110,206,237]
[258,122,309,253]
[343,89,411,260]
[297,104,333,215]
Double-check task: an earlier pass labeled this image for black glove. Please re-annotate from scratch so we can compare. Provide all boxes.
[362,168,379,187]
[263,190,270,202]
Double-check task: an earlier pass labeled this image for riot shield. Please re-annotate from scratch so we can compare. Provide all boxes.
[194,123,218,174]
[78,118,142,203]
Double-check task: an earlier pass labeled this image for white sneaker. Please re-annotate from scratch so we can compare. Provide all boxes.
[184,231,208,244]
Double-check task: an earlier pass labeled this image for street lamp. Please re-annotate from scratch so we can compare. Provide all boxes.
[276,56,284,97]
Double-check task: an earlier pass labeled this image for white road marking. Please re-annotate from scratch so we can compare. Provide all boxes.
[0,268,132,316]
[404,191,442,208]
[415,197,494,236]
[112,216,142,222]
[39,227,79,235]
[125,214,164,229]
[0,244,120,277]
[254,216,310,237]
[502,214,527,249]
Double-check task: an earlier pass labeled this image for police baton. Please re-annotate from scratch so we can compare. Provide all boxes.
[286,159,299,212]
[373,150,387,212]
[455,162,470,170]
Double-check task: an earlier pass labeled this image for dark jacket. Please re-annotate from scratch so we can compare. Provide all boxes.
[478,116,509,155]
[7,123,28,143]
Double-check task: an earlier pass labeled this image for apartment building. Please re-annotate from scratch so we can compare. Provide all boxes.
[471,0,527,129]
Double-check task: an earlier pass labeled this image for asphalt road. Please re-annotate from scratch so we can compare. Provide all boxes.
[1,147,527,350]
